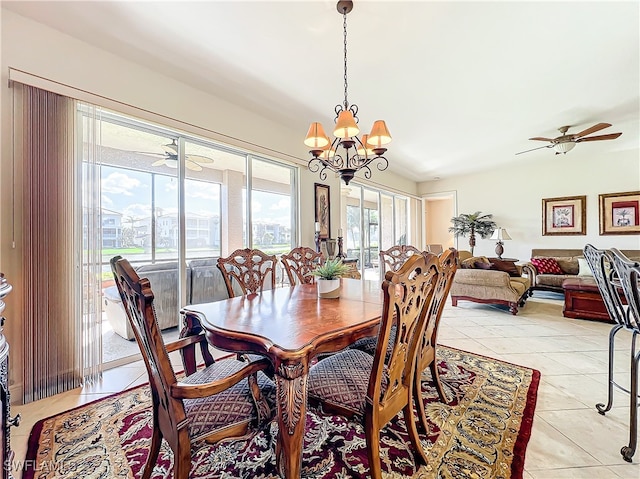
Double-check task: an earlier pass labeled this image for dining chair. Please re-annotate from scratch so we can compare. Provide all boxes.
[307,253,441,479]
[608,248,640,462]
[110,256,275,479]
[413,248,458,433]
[217,248,278,298]
[281,246,323,285]
[426,243,444,255]
[379,244,422,273]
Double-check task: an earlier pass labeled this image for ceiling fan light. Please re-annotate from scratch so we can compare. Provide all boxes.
[334,110,360,139]
[165,159,178,168]
[304,122,330,148]
[554,141,576,154]
[368,120,392,147]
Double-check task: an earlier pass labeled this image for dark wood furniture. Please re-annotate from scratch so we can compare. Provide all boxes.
[562,277,616,322]
[280,246,323,285]
[217,248,277,297]
[379,244,422,273]
[0,274,18,479]
[181,279,383,479]
[110,257,274,479]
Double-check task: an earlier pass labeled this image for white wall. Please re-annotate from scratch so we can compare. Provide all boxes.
[419,148,640,261]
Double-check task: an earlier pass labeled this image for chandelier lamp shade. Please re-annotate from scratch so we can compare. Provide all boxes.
[305,0,391,185]
[490,227,512,259]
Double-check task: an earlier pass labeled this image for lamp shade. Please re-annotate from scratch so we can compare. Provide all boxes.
[554,141,576,154]
[368,120,392,147]
[333,110,360,139]
[356,134,374,157]
[304,122,330,149]
[490,228,512,241]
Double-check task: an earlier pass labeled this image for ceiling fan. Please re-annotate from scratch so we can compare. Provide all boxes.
[137,139,214,171]
[516,123,622,155]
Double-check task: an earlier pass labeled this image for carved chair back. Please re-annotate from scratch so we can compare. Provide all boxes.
[281,246,323,285]
[370,252,441,434]
[413,248,458,426]
[379,244,423,273]
[584,244,628,326]
[218,248,277,297]
[110,256,186,428]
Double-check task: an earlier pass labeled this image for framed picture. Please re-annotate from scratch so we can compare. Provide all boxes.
[542,195,586,236]
[599,191,640,235]
[314,183,331,239]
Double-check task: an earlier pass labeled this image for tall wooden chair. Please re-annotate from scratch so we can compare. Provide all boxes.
[413,248,458,432]
[609,248,640,462]
[307,253,441,479]
[379,244,422,273]
[110,256,274,479]
[281,246,323,285]
[217,248,277,298]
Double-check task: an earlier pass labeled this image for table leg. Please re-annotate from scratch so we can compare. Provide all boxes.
[274,359,308,479]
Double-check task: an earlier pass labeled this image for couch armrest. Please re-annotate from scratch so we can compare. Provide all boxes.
[521,262,537,284]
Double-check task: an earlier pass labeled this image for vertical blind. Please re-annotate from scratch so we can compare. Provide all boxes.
[16,83,102,402]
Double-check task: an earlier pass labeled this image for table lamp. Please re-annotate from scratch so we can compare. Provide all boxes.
[490,228,512,259]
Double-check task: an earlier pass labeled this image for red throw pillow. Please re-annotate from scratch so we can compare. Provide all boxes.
[530,257,563,275]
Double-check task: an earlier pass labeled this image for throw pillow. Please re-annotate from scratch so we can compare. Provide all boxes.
[474,261,494,270]
[490,259,520,277]
[556,257,580,275]
[530,257,563,275]
[460,256,489,269]
[577,257,594,277]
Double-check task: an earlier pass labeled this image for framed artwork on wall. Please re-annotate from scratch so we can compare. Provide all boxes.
[599,191,640,235]
[542,195,586,236]
[314,183,331,239]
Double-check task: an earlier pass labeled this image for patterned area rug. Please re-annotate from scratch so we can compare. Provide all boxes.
[24,347,539,479]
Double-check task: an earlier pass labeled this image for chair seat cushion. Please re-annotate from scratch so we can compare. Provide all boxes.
[349,324,397,358]
[182,359,275,439]
[308,349,387,416]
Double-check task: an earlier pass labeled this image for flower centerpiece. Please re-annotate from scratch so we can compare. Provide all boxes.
[312,258,351,299]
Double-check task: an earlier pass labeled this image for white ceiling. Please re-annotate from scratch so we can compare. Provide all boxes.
[4,1,639,183]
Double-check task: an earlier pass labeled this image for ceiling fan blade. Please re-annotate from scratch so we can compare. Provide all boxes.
[151,159,166,167]
[186,154,214,164]
[515,145,553,155]
[573,122,611,139]
[185,160,203,172]
[576,132,622,142]
[528,137,554,142]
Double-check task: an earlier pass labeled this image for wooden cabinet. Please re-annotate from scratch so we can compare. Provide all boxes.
[0,274,18,479]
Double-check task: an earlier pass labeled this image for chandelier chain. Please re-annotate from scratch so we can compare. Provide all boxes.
[342,8,349,110]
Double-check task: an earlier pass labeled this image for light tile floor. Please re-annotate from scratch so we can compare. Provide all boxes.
[10,295,640,478]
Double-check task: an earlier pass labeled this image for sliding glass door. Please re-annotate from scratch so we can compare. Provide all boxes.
[80,108,297,367]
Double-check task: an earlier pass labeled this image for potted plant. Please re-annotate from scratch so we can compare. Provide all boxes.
[312,258,351,298]
[449,211,496,255]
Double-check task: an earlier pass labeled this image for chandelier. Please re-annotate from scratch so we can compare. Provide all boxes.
[304,0,391,186]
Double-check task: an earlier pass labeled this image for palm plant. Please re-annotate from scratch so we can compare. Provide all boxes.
[449,211,496,255]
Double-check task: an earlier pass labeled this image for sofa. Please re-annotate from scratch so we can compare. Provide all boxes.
[105,258,231,340]
[450,254,533,315]
[526,248,640,295]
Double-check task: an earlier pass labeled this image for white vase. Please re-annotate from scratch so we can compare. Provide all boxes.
[317,278,341,299]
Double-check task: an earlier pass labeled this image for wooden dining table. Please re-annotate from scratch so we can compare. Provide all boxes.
[180,278,383,479]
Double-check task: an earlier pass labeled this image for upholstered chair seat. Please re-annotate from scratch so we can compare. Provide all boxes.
[182,361,275,439]
[308,349,388,416]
